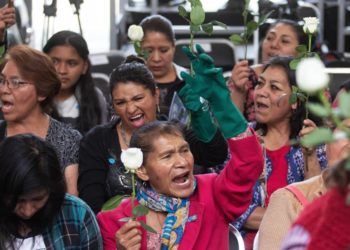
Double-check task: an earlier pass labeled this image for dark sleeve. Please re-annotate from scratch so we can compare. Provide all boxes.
[78,126,111,214]
[184,126,228,169]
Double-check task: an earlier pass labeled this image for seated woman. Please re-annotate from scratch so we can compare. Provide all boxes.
[229,19,307,121]
[232,56,328,250]
[258,121,350,250]
[281,157,350,250]
[0,134,102,249]
[43,30,109,134]
[97,120,263,249]
[0,45,82,195]
[78,56,228,214]
[140,14,187,117]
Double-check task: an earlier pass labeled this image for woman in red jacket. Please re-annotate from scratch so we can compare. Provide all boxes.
[97,120,263,249]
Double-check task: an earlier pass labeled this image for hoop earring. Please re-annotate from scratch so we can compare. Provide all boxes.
[157,104,160,114]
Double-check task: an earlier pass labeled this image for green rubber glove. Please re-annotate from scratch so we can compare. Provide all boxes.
[180,44,247,138]
[178,83,217,142]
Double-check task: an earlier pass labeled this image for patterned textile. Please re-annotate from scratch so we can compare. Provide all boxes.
[233,143,327,233]
[137,181,196,249]
[41,194,103,249]
[0,118,81,171]
[244,67,258,122]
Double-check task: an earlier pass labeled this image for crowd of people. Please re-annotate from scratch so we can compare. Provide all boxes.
[0,2,349,250]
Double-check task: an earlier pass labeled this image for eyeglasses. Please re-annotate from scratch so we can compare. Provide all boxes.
[0,75,31,89]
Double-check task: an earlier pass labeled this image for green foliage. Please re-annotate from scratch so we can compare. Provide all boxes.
[140,221,157,234]
[101,195,129,211]
[190,5,205,25]
[289,86,307,104]
[307,102,331,117]
[230,2,273,59]
[178,1,227,38]
[133,41,149,60]
[178,5,188,18]
[339,92,350,118]
[132,204,149,217]
[289,34,319,70]
[300,127,334,147]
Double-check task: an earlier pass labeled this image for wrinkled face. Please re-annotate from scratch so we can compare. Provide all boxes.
[254,66,295,125]
[141,31,175,82]
[14,189,49,220]
[137,134,195,198]
[112,82,159,131]
[261,23,299,63]
[47,45,88,92]
[0,60,44,122]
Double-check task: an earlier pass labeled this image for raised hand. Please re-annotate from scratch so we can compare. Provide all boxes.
[180,44,247,138]
[178,82,216,142]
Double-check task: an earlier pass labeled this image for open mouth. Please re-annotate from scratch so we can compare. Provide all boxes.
[256,101,269,110]
[129,113,145,127]
[1,100,14,113]
[172,171,192,187]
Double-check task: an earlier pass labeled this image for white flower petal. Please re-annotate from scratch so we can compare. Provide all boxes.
[120,147,143,170]
[303,17,319,35]
[127,25,144,41]
[296,57,329,93]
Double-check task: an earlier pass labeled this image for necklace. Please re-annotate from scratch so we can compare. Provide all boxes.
[120,122,130,147]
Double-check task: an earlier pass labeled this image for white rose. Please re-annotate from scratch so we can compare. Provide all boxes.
[296,57,329,94]
[127,25,144,41]
[121,148,143,172]
[303,17,319,34]
[248,0,259,15]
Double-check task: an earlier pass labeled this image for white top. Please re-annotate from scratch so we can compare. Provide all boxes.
[10,235,46,250]
[55,95,79,118]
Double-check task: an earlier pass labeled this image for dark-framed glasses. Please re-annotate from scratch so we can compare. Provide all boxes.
[0,75,31,89]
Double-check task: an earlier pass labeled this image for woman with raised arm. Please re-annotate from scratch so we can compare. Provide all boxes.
[78,56,228,214]
[229,19,307,121]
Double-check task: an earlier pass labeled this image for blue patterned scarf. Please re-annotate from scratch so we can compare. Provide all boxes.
[136,180,197,249]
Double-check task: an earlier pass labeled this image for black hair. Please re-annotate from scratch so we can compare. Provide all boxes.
[255,56,322,139]
[130,120,184,163]
[109,55,157,95]
[43,30,102,134]
[0,134,66,250]
[140,15,175,45]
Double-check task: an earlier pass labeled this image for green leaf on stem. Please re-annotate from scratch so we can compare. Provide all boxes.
[211,20,227,29]
[102,195,129,211]
[201,23,213,35]
[246,20,259,34]
[289,93,298,104]
[190,5,205,25]
[307,102,331,117]
[178,5,188,18]
[339,91,350,118]
[190,24,201,33]
[346,159,350,171]
[258,10,274,24]
[300,127,334,147]
[132,204,149,217]
[230,34,244,45]
[296,45,307,53]
[140,221,158,234]
[289,58,301,70]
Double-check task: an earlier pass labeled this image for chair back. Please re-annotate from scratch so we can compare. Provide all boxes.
[229,223,245,250]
